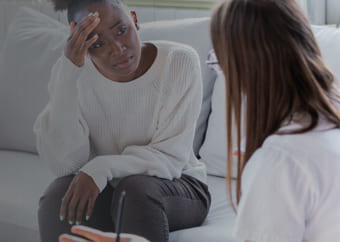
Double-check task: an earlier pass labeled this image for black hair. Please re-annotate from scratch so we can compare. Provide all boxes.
[51,0,124,23]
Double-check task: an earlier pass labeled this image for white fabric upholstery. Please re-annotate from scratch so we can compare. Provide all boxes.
[199,74,239,178]
[0,151,239,242]
[312,25,340,81]
[170,176,241,242]
[0,7,68,153]
[0,151,55,241]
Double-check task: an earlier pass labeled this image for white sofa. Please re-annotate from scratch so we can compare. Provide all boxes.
[1,2,340,242]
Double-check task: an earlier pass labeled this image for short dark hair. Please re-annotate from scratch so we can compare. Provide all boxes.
[51,0,124,23]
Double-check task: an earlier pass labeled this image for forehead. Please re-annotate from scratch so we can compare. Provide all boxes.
[74,2,128,25]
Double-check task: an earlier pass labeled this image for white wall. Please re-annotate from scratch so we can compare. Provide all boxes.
[0,0,339,46]
[0,0,212,24]
[132,6,211,23]
[297,0,340,25]
[2,0,339,24]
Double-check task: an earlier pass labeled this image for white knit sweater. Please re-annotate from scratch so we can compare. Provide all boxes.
[34,41,207,192]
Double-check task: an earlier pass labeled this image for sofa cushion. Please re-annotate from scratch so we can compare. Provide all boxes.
[0,151,55,233]
[170,176,241,242]
[0,7,68,153]
[312,25,340,80]
[0,7,215,156]
[199,74,239,178]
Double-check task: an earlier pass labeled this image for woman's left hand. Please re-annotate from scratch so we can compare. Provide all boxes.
[60,172,100,225]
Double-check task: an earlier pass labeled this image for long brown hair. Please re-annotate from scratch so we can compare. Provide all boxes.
[210,0,340,210]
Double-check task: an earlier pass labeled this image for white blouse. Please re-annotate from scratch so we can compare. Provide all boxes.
[233,115,340,242]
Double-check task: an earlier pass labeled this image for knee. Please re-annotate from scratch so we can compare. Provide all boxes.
[39,175,74,214]
[111,175,163,216]
[111,176,168,241]
[114,175,161,203]
[38,175,74,242]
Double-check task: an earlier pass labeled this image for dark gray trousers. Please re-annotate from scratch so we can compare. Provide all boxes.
[38,174,211,242]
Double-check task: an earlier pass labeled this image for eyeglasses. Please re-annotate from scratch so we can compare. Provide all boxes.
[206,49,223,74]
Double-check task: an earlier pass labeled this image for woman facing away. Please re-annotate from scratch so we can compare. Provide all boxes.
[59,0,340,241]
[33,0,211,241]
[211,0,340,241]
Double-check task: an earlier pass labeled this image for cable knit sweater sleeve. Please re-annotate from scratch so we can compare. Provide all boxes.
[80,47,203,192]
[33,54,91,176]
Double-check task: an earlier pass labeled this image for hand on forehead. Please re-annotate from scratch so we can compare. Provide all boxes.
[73,0,126,24]
[71,1,129,40]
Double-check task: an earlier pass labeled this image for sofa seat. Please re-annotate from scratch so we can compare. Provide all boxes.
[0,150,240,242]
[0,150,55,242]
[170,175,241,242]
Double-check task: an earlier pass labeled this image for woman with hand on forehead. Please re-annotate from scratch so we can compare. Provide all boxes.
[33,0,211,241]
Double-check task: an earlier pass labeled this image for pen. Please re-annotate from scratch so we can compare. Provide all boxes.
[115,190,126,242]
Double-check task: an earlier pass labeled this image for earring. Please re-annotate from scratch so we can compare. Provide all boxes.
[130,11,139,30]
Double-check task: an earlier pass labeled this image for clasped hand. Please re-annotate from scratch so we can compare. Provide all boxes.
[60,171,100,225]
